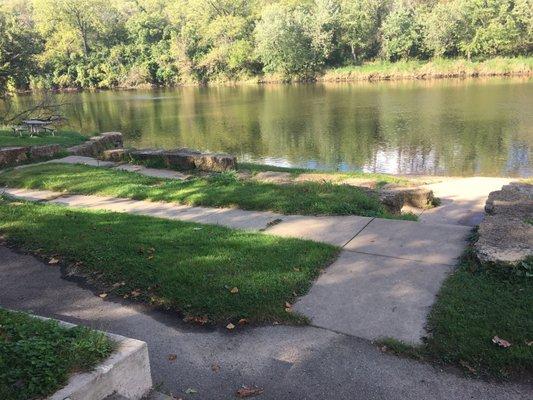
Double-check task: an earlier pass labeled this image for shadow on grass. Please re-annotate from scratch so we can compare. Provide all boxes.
[0,199,339,324]
[0,163,402,218]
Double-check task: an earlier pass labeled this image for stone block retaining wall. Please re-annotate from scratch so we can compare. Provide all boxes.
[0,144,62,168]
[67,132,123,157]
[475,182,533,266]
[128,148,237,172]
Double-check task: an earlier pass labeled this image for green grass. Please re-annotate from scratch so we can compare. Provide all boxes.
[0,198,339,324]
[238,162,412,187]
[238,162,311,174]
[0,163,413,218]
[0,308,112,400]
[0,130,87,148]
[377,248,533,380]
[320,56,532,82]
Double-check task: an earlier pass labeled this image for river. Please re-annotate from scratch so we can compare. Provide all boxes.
[8,77,533,177]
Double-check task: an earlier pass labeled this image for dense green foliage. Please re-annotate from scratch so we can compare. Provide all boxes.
[0,308,112,400]
[0,0,531,89]
[0,163,411,218]
[0,198,338,324]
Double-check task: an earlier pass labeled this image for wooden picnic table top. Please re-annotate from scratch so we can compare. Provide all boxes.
[22,120,53,126]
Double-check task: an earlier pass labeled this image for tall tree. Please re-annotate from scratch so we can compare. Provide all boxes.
[339,0,384,62]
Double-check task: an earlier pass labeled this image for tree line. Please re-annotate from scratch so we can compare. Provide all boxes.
[0,0,531,91]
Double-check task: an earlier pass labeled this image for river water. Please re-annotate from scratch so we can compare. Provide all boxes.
[9,77,533,176]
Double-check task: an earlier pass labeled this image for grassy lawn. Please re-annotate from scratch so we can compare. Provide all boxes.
[238,162,412,187]
[0,130,87,148]
[379,248,532,380]
[0,198,339,324]
[0,308,112,400]
[0,163,414,218]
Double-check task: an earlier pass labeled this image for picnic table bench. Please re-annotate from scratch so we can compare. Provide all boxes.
[22,120,56,134]
[11,116,64,136]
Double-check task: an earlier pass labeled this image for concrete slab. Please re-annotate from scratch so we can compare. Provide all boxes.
[114,164,190,180]
[265,215,372,246]
[294,251,452,344]
[47,192,281,231]
[2,187,64,201]
[193,208,285,231]
[344,218,470,265]
[420,177,513,226]
[50,195,193,220]
[48,194,279,231]
[53,156,116,168]
[37,317,152,400]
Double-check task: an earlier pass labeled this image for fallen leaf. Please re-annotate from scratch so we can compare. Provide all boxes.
[211,363,220,372]
[284,302,292,308]
[168,354,177,362]
[235,385,264,398]
[226,323,236,330]
[48,257,59,265]
[526,340,533,346]
[492,336,511,348]
[131,289,142,297]
[230,287,239,294]
[293,268,300,272]
[238,318,248,325]
[185,388,197,394]
[459,360,476,373]
[99,293,108,299]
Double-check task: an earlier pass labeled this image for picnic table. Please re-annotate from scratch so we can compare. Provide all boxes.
[22,120,56,135]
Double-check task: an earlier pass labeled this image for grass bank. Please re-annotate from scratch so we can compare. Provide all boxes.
[0,163,413,218]
[238,162,413,187]
[0,130,87,148]
[0,198,339,324]
[0,308,112,400]
[319,57,532,82]
[379,247,532,381]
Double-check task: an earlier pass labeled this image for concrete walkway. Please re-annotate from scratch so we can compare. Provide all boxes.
[13,155,192,181]
[1,164,513,344]
[1,187,470,344]
[0,246,530,400]
[419,177,513,226]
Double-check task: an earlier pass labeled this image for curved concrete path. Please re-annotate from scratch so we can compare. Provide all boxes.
[1,186,471,344]
[0,246,530,400]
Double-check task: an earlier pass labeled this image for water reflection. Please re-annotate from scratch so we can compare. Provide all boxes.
[6,78,533,176]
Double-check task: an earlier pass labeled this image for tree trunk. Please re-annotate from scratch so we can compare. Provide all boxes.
[81,32,89,57]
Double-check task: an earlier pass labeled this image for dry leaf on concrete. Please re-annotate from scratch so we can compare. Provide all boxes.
[236,386,264,398]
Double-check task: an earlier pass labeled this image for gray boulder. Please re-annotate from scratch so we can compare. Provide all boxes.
[475,182,533,266]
